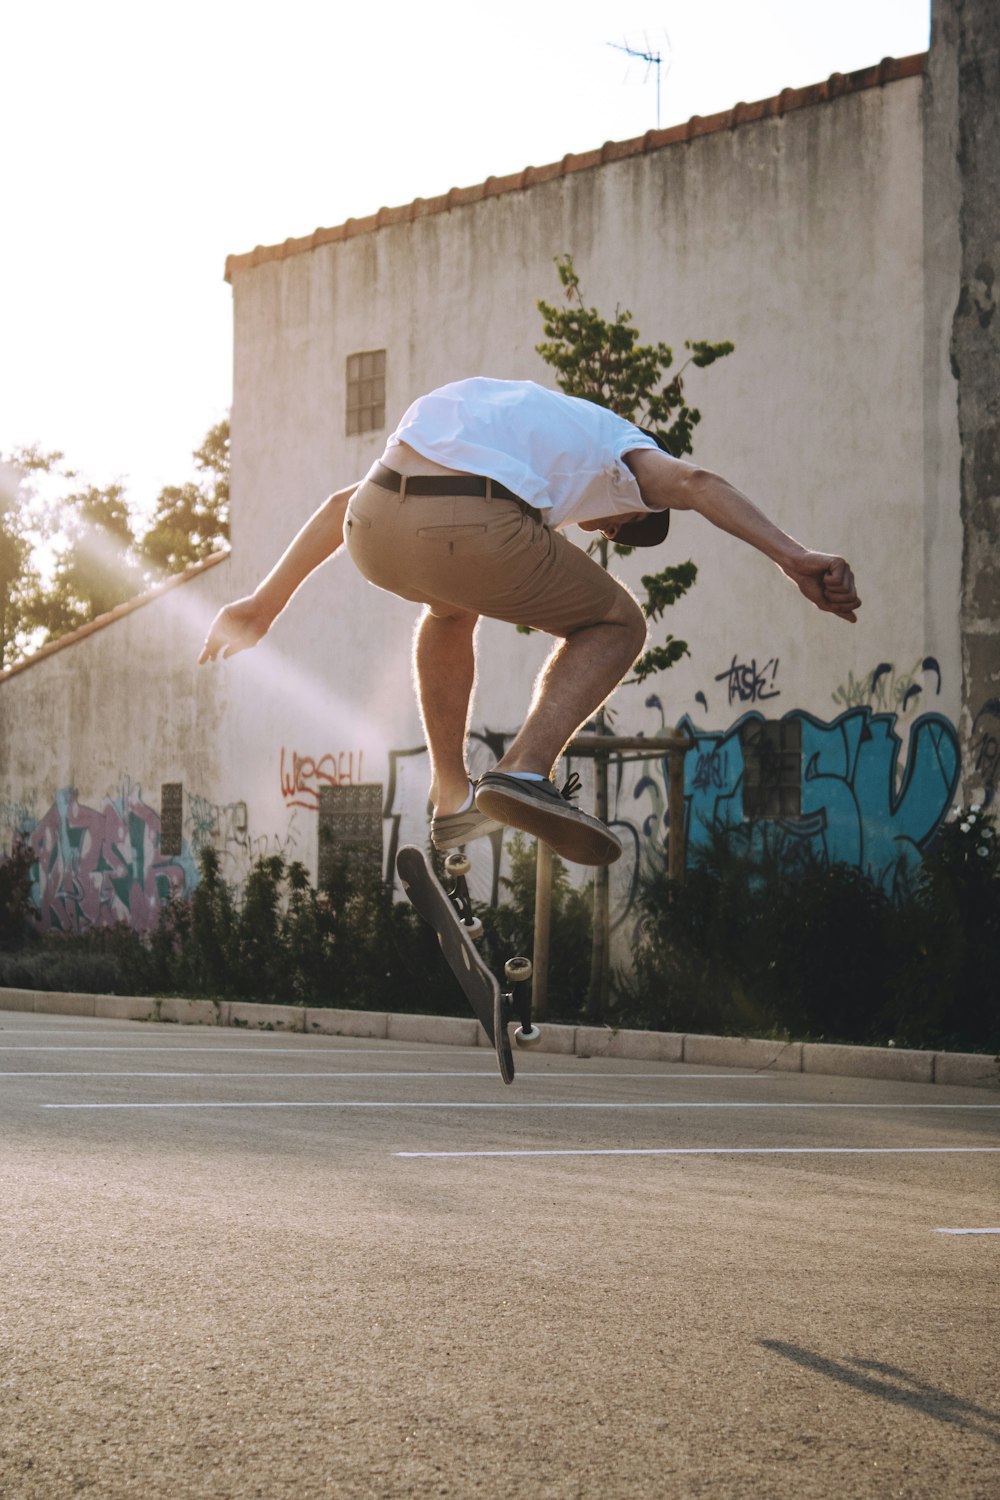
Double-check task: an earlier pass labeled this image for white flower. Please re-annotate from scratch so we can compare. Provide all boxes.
[971,803,982,813]
[960,822,971,833]
[978,846,989,857]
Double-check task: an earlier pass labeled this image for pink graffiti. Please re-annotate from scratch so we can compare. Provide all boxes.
[280,748,365,812]
[29,785,192,935]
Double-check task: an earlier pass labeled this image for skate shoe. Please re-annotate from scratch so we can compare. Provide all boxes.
[474,771,622,866]
[430,805,504,851]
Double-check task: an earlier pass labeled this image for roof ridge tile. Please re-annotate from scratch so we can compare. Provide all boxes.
[224,52,927,282]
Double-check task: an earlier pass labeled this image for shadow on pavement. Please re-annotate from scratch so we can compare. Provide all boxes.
[760,1341,1000,1446]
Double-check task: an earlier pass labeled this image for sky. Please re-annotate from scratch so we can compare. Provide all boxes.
[2,0,930,524]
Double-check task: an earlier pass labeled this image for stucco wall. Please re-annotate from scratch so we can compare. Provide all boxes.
[0,47,972,950]
[0,561,234,930]
[224,65,961,910]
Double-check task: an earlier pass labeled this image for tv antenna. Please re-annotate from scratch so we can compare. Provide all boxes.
[608,34,669,130]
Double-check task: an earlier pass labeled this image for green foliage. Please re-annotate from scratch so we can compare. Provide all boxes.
[0,448,55,666]
[140,419,230,575]
[2,813,996,1055]
[615,807,1000,1054]
[0,838,594,1024]
[0,840,35,950]
[536,254,733,455]
[34,481,145,640]
[629,637,690,685]
[535,256,726,684]
[641,561,699,621]
[0,419,230,666]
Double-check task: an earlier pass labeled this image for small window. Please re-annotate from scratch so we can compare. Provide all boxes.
[160,783,183,856]
[346,350,386,436]
[318,783,384,884]
[740,719,801,820]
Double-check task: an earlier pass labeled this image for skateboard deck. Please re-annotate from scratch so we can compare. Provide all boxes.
[396,844,516,1083]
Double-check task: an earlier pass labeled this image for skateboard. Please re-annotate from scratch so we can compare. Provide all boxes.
[395,844,541,1085]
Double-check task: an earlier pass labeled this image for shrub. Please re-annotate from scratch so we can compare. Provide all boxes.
[0,840,35,951]
[615,808,1000,1053]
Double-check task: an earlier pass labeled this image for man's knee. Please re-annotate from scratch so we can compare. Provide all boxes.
[422,603,480,629]
[600,591,648,657]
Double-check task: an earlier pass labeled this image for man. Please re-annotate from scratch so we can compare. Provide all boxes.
[199,376,860,865]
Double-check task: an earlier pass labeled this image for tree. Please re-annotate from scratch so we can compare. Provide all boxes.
[140,418,230,576]
[33,481,145,640]
[0,418,231,667]
[535,254,734,1017]
[537,253,733,683]
[0,466,40,669]
[0,446,64,668]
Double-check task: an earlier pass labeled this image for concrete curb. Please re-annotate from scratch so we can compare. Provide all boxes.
[1,987,996,1088]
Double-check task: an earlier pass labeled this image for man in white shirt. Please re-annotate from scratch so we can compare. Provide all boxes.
[200,378,860,865]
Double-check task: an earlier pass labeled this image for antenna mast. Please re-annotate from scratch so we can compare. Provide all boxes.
[608,37,665,129]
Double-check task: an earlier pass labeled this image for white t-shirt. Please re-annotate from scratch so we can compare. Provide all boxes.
[386,377,660,530]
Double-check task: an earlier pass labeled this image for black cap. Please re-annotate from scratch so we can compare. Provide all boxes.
[614,508,671,548]
[614,428,675,546]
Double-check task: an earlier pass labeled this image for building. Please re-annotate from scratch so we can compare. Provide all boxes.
[1,0,996,952]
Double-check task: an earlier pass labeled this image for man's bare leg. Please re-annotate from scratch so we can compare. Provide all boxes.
[412,605,480,815]
[496,595,647,775]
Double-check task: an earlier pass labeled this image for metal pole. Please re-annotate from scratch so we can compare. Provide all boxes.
[531,838,553,1020]
[525,730,693,1019]
[586,750,610,1020]
[667,747,687,884]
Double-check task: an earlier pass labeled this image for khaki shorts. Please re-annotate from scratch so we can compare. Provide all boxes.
[344,475,631,636]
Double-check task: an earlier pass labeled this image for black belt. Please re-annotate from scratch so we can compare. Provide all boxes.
[369,461,522,503]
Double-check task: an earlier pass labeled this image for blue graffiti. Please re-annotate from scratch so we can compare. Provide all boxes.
[672,707,960,892]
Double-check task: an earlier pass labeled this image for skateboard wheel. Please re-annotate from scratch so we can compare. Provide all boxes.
[444,852,471,878]
[515,1025,542,1048]
[464,916,485,942]
[504,956,532,984]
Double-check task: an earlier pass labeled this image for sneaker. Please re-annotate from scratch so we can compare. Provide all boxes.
[430,804,504,851]
[474,771,622,866]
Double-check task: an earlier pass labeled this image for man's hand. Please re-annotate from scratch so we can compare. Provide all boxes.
[198,596,274,664]
[781,551,861,622]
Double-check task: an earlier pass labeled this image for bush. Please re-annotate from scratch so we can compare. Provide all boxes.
[0,840,35,951]
[614,807,1000,1054]
[3,811,995,1053]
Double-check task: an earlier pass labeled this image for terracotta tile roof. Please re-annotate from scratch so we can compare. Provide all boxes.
[225,52,926,282]
[0,549,230,683]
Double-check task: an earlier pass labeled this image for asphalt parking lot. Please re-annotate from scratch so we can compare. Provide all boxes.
[1,1010,998,1499]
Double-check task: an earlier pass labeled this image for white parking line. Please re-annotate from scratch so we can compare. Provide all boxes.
[934,1227,1000,1235]
[40,1100,1000,1111]
[3,1070,767,1080]
[396,1147,1000,1158]
[0,1045,448,1055]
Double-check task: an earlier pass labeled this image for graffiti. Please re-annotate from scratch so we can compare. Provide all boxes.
[280,747,365,812]
[187,792,299,886]
[969,699,1000,808]
[691,745,731,794]
[0,794,38,856]
[677,706,960,893]
[27,783,198,935]
[714,653,780,706]
[832,657,941,714]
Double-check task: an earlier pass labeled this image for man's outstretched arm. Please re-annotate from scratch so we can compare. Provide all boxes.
[198,484,358,663]
[626,449,861,623]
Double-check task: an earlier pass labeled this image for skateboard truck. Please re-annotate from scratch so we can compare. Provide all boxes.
[444,852,541,1051]
[398,843,541,1083]
[443,851,484,941]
